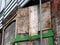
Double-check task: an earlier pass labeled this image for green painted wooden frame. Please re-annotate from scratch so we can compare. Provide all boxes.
[10,29,54,45]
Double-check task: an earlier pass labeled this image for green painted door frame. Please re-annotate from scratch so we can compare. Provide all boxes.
[10,29,54,45]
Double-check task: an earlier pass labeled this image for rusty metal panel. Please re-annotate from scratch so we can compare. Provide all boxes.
[42,2,51,30]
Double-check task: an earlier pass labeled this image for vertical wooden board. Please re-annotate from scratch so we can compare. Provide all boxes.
[42,2,51,30]
[32,38,48,45]
[42,38,48,45]
[29,5,39,36]
[18,33,29,45]
[16,7,29,45]
[16,8,29,33]
[32,40,40,45]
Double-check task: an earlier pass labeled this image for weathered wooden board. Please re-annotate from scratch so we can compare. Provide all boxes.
[29,6,38,36]
[32,38,48,45]
[42,38,48,45]
[18,33,29,45]
[16,5,39,35]
[16,8,29,33]
[42,2,51,30]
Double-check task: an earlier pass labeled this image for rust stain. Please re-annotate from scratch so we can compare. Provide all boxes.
[53,0,60,15]
[17,8,29,17]
[45,19,51,28]
[42,2,51,30]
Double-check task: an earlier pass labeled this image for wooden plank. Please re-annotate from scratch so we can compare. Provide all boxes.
[42,2,51,30]
[31,38,48,45]
[16,8,29,33]
[29,5,38,36]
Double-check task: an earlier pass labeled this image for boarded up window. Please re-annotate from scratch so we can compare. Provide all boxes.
[17,6,38,45]
[16,3,51,45]
[4,21,15,45]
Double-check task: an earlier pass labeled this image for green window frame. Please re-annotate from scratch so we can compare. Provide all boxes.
[10,29,54,45]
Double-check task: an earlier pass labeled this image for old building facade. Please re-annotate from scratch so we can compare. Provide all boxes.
[0,0,60,45]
